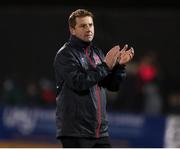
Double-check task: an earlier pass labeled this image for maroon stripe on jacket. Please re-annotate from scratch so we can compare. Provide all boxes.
[83,47,102,138]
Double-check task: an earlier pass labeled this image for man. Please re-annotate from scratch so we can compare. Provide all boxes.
[53,9,134,148]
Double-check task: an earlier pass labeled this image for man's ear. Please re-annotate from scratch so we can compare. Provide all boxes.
[69,26,75,35]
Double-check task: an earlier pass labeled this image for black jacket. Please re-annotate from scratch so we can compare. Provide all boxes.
[54,35,126,139]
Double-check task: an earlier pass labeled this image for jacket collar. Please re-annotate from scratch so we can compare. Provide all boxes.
[68,35,92,50]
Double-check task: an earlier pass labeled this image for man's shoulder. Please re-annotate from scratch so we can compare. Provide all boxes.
[56,42,80,61]
[56,42,72,55]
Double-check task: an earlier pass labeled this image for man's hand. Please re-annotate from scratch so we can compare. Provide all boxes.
[104,45,120,70]
[118,44,134,65]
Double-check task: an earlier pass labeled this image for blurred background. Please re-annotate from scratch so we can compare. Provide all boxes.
[1,0,180,147]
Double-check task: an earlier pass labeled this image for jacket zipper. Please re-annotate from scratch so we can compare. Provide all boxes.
[83,47,101,138]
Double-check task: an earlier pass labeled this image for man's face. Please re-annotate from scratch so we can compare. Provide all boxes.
[70,16,94,42]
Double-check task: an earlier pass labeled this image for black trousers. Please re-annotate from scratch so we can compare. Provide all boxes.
[60,136,112,148]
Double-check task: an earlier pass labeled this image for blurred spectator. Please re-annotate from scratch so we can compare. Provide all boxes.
[1,78,25,106]
[0,77,57,107]
[25,80,42,106]
[143,83,163,115]
[137,51,163,115]
[39,78,56,107]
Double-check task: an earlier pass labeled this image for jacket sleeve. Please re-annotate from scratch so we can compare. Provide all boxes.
[98,64,127,91]
[54,48,111,91]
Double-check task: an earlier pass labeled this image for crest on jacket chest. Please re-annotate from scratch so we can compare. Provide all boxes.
[80,54,89,70]
[93,54,102,65]
[79,52,102,70]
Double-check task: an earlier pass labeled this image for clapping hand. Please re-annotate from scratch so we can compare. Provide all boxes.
[117,44,134,65]
[104,44,134,70]
[104,45,120,70]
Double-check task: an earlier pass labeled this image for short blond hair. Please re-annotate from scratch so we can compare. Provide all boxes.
[68,9,93,28]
